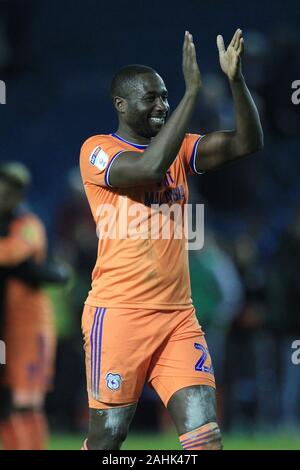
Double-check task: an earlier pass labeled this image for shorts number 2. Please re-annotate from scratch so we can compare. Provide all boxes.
[194,343,214,374]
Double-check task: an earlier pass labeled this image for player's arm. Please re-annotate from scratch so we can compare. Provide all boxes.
[0,236,35,266]
[195,29,264,173]
[109,31,202,187]
[0,218,44,267]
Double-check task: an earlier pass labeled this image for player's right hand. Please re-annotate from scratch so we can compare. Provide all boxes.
[182,31,202,95]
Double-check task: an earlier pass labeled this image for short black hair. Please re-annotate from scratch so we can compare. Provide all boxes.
[110,64,158,99]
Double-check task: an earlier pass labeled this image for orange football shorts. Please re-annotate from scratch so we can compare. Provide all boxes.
[82,305,215,409]
[4,322,56,393]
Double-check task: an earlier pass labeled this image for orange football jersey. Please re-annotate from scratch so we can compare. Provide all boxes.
[80,133,203,310]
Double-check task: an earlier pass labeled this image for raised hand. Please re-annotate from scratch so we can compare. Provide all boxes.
[182,31,202,95]
[217,29,244,81]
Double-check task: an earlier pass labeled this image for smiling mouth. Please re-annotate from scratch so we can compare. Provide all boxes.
[149,116,165,125]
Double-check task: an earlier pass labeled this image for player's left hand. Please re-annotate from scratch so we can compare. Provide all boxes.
[217,29,244,81]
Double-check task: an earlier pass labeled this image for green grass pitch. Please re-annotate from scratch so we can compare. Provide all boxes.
[49,431,300,450]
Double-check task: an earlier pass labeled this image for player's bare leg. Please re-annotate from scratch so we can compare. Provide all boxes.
[85,403,137,450]
[167,385,222,450]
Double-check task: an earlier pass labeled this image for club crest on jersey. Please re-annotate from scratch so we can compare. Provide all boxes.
[105,373,122,391]
[89,146,109,172]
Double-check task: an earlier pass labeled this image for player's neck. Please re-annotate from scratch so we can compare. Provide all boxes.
[115,126,151,146]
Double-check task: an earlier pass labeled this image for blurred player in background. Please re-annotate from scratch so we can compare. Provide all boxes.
[80,29,263,450]
[0,162,69,450]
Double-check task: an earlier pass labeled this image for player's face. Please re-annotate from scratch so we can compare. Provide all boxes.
[124,73,170,138]
[0,178,22,216]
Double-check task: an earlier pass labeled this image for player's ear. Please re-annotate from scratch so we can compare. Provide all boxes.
[113,96,127,114]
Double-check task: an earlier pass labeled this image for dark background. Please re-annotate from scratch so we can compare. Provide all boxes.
[0,0,300,440]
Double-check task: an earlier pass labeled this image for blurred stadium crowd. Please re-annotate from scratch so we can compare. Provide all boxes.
[0,0,300,444]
